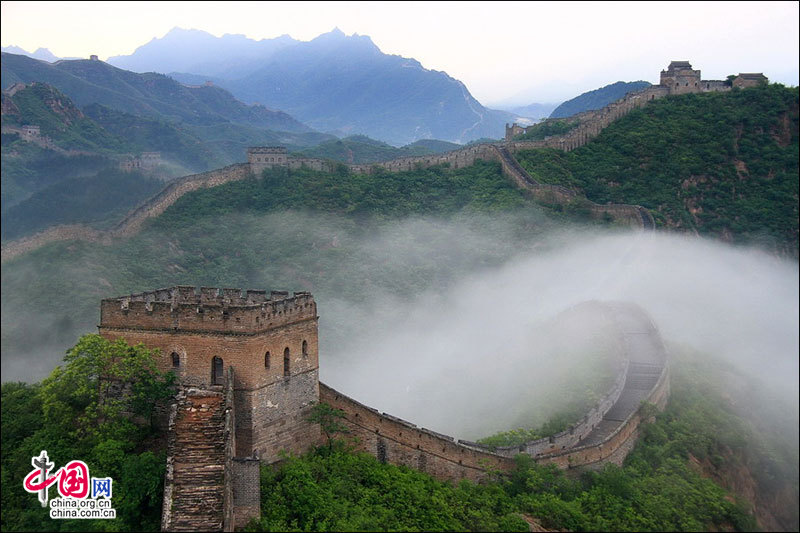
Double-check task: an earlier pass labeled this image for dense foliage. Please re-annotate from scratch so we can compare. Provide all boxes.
[516,119,580,141]
[0,335,175,532]
[249,349,769,532]
[155,160,526,227]
[516,85,800,255]
[254,445,529,532]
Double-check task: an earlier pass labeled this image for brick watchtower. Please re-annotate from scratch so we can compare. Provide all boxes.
[99,286,321,461]
[659,60,701,93]
[247,146,288,175]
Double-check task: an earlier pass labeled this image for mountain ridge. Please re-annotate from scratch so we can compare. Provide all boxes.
[550,80,652,118]
[109,27,513,145]
[1,52,311,131]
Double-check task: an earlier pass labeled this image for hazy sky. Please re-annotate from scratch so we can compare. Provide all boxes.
[2,1,798,105]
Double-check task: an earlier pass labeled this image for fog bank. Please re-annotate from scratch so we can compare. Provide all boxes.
[321,230,799,439]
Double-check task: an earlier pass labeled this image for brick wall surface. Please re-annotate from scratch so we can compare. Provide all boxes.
[232,458,260,529]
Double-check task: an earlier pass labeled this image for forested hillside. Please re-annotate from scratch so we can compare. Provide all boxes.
[1,52,309,131]
[516,85,799,255]
[0,78,333,239]
[293,135,461,164]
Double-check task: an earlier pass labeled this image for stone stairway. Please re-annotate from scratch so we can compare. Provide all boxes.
[496,145,538,186]
[166,389,226,532]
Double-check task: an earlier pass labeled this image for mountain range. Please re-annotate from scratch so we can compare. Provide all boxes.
[549,80,651,118]
[108,27,514,145]
[5,29,653,147]
[0,45,66,62]
[1,51,309,132]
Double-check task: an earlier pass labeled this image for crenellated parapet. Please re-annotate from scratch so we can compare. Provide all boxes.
[100,286,316,335]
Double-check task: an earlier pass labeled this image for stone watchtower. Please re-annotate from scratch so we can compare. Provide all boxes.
[98,286,321,462]
[247,146,288,175]
[659,61,702,94]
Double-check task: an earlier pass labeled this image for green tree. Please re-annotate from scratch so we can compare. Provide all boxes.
[306,402,349,450]
[1,335,173,531]
[40,334,175,440]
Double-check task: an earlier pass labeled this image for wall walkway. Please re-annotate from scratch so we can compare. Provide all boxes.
[319,301,669,482]
[161,387,226,532]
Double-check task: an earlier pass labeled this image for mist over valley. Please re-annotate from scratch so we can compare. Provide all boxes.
[1,5,798,531]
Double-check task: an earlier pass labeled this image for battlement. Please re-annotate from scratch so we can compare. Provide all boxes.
[247,146,287,155]
[247,146,289,173]
[100,286,316,334]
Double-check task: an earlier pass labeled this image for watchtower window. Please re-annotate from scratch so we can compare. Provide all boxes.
[171,352,180,367]
[265,351,270,369]
[302,340,308,357]
[212,356,224,385]
[283,348,290,377]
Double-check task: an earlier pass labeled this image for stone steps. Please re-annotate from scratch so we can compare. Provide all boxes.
[165,390,226,532]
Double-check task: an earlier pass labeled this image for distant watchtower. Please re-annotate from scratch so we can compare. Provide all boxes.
[21,125,41,140]
[98,286,321,461]
[659,61,701,94]
[247,146,288,175]
[732,73,768,88]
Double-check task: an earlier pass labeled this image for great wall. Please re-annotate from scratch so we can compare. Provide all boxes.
[4,61,768,263]
[96,285,670,531]
[8,61,773,530]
